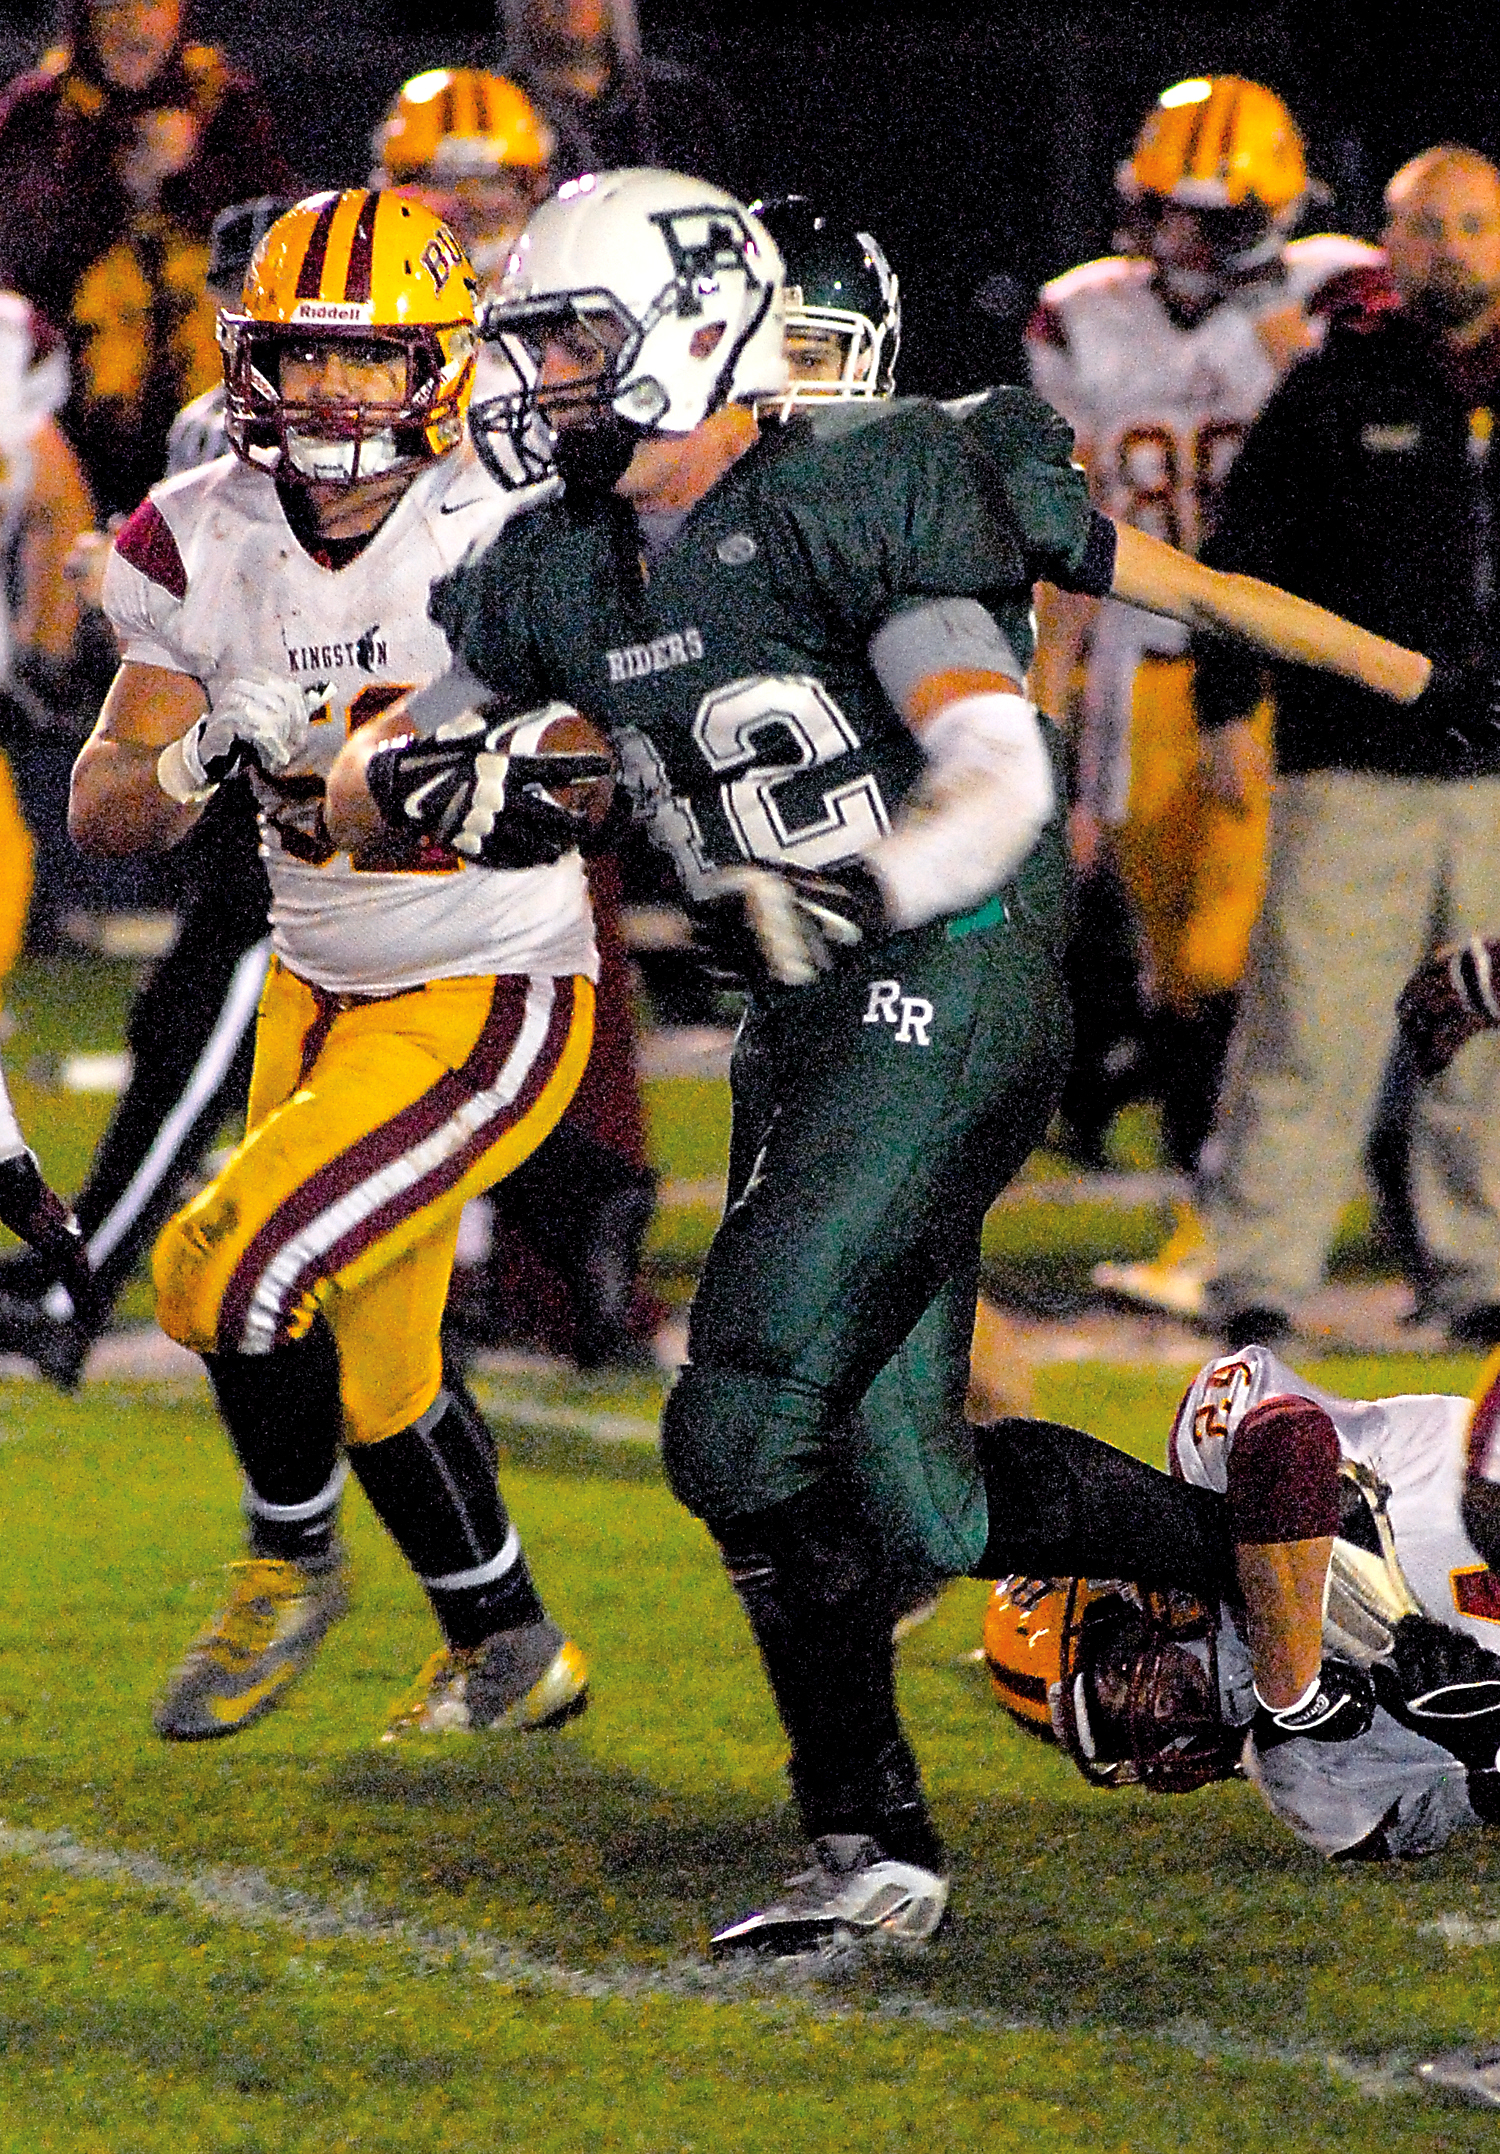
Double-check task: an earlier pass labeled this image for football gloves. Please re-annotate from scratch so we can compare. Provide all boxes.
[1251,1659,1375,1750]
[158,673,319,802]
[1397,936,1500,1079]
[696,862,888,991]
[365,706,616,869]
[1374,1614,1500,1770]
[0,1151,92,1314]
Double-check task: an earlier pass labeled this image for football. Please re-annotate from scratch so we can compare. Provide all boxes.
[514,704,618,839]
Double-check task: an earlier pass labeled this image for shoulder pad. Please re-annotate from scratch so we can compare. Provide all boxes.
[944,382,1078,469]
[1039,254,1139,308]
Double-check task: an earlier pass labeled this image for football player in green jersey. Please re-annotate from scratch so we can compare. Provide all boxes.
[327,169,1430,1960]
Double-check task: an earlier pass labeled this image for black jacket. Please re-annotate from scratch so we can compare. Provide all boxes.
[1193,308,1500,778]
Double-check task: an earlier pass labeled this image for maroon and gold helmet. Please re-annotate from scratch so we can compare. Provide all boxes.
[219,189,478,484]
[1054,1577,1243,1795]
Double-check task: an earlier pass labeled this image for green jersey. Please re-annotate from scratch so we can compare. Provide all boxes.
[430,392,1112,894]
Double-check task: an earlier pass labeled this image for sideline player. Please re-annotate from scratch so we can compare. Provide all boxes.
[0,292,95,996]
[1028,79,1376,1222]
[989,1344,1500,1861]
[371,64,555,283]
[68,190,592,1743]
[329,170,1429,1956]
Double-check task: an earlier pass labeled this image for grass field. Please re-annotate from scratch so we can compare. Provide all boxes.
[4,957,1500,2148]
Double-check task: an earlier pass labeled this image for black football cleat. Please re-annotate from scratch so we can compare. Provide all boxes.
[0,1290,92,1390]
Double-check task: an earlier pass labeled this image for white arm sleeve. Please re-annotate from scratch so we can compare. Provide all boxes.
[861,596,1053,930]
[861,691,1054,930]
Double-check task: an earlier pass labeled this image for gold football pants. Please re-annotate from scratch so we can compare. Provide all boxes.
[0,750,33,993]
[154,961,595,1443]
[1113,657,1272,1009]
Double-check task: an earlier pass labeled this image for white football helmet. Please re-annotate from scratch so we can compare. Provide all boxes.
[473,167,788,489]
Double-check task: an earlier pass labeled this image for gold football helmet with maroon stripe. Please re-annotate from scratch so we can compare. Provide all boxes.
[373,68,554,183]
[220,189,479,483]
[1121,77,1309,221]
[983,1577,1071,1735]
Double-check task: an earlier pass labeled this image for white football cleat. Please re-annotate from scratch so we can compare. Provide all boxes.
[710,1834,949,1962]
[1093,1201,1208,1320]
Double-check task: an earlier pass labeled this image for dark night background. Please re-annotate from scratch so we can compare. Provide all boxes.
[0,0,1491,394]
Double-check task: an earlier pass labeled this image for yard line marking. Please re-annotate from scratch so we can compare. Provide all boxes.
[0,1819,1423,2098]
[654,1171,1191,1214]
[476,1394,661,1445]
[1422,1913,1500,1947]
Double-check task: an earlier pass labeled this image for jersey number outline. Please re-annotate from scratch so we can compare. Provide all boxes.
[618,674,892,890]
[1113,419,1246,553]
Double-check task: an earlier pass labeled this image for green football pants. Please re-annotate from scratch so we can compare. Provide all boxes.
[660,864,1071,1576]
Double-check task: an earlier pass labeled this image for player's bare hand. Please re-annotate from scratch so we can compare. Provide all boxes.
[1199,717,1270,813]
[1398,938,1500,1079]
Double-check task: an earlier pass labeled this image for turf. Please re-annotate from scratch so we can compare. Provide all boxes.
[3,1363,1500,2149]
[2,954,1496,2144]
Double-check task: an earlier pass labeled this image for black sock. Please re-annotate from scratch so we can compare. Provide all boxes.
[972,1417,1233,1600]
[716,1484,945,1874]
[203,1323,342,1565]
[348,1385,545,1647]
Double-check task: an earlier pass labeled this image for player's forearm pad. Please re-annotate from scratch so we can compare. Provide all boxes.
[861,692,1053,931]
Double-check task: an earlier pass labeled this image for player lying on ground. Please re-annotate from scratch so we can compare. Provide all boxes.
[69,190,600,1745]
[988,1346,1500,1859]
[328,169,1432,1961]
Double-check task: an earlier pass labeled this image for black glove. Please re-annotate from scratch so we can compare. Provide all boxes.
[0,1152,92,1312]
[694,862,888,991]
[1397,937,1500,1079]
[1372,1613,1500,1769]
[365,710,616,870]
[1251,1659,1376,1750]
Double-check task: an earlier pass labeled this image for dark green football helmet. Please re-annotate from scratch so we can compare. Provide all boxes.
[750,195,900,403]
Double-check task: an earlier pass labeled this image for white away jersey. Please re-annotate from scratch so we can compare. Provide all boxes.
[0,292,68,681]
[1029,237,1377,553]
[1028,237,1378,820]
[1170,1347,1493,1857]
[103,445,596,997]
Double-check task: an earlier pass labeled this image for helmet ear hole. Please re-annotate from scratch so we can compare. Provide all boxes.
[689,322,726,360]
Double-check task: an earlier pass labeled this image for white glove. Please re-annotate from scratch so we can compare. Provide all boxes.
[158,673,319,803]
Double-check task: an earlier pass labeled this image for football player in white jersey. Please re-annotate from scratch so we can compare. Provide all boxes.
[68,189,598,1744]
[1028,78,1378,1222]
[0,293,95,994]
[989,1346,1500,1860]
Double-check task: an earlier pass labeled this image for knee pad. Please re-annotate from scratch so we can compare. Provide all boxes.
[661,1364,831,1523]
